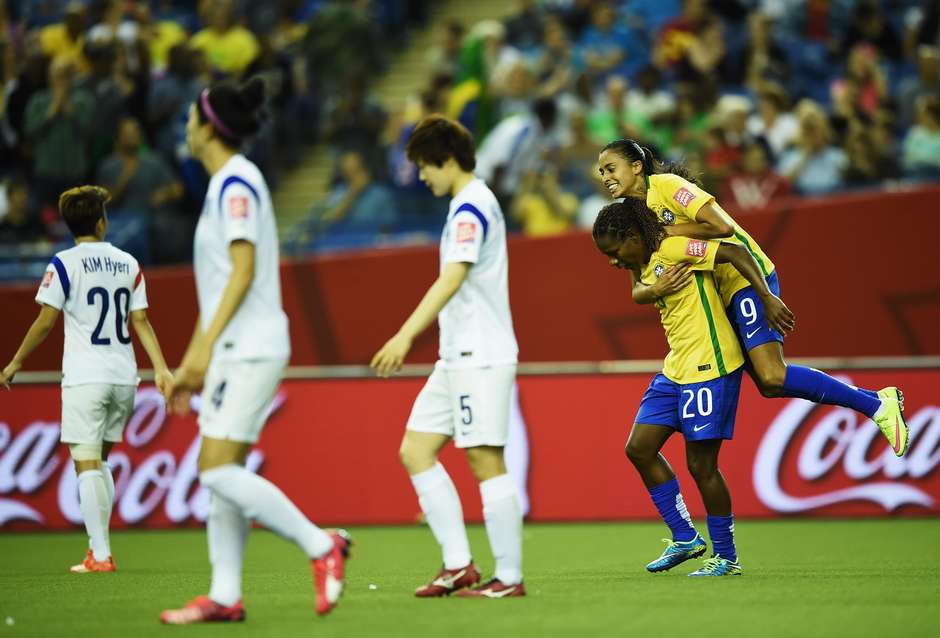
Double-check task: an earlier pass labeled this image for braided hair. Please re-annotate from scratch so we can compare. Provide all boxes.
[592,199,666,254]
[602,138,703,186]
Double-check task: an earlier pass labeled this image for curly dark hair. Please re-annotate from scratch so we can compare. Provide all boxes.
[592,199,666,254]
[602,138,703,186]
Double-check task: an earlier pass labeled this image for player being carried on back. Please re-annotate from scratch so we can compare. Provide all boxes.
[371,114,524,598]
[0,186,173,574]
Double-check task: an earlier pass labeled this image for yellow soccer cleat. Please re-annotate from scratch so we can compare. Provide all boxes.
[873,391,909,457]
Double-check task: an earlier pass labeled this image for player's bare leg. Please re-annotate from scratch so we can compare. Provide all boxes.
[685,440,740,576]
[628,424,705,572]
[402,431,479,596]
[456,446,525,598]
[70,443,117,573]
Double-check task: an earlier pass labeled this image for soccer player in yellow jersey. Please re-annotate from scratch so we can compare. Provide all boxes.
[596,139,908,458]
[593,198,794,576]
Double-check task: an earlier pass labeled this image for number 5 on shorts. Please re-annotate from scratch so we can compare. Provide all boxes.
[459,394,473,425]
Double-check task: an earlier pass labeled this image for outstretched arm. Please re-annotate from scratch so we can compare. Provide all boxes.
[716,242,795,333]
[0,304,60,388]
[371,261,471,377]
[665,202,734,240]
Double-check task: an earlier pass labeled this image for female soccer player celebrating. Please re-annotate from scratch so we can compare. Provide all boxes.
[594,198,793,576]
[597,139,909,458]
[159,79,349,624]
[371,115,524,598]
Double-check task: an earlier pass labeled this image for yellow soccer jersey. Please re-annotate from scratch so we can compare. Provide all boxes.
[641,236,744,384]
[646,173,776,307]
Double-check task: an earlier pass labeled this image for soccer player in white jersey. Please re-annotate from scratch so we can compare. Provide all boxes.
[0,186,173,573]
[371,115,525,598]
[159,79,350,624]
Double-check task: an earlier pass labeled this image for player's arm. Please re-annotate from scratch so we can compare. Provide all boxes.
[0,304,60,388]
[631,264,693,305]
[130,309,173,402]
[370,262,471,377]
[715,242,795,333]
[664,202,734,240]
[174,240,254,391]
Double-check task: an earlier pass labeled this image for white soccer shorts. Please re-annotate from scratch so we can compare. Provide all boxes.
[198,358,287,444]
[406,362,516,448]
[60,384,137,444]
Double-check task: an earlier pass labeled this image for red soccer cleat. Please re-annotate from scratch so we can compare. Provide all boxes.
[312,529,353,616]
[69,549,116,573]
[159,596,246,624]
[455,578,526,599]
[414,563,481,597]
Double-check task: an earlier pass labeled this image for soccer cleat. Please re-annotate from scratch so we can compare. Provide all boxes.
[414,563,481,597]
[69,549,116,573]
[454,578,526,598]
[159,596,245,624]
[873,393,910,457]
[878,387,904,412]
[688,555,742,576]
[646,534,707,572]
[312,529,353,616]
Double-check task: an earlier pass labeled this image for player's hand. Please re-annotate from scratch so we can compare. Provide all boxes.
[168,387,193,417]
[0,361,21,389]
[762,293,796,334]
[153,367,175,405]
[370,333,412,378]
[651,263,692,297]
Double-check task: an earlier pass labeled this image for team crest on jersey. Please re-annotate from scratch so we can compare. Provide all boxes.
[41,270,54,288]
[654,263,665,278]
[673,188,696,208]
[686,240,708,257]
[456,222,477,243]
[228,196,249,220]
[661,210,675,224]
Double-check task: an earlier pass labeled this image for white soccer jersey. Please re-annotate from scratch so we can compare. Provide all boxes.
[194,154,290,362]
[35,242,147,387]
[438,178,518,369]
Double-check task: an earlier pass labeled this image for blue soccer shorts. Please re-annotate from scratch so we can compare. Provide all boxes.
[634,369,744,441]
[727,271,784,352]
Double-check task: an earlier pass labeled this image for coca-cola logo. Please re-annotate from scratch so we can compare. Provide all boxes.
[754,389,940,513]
[0,387,285,527]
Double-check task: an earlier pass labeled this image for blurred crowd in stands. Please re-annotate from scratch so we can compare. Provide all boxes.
[3,0,940,268]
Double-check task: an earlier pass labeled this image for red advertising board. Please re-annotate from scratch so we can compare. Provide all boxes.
[2,369,937,530]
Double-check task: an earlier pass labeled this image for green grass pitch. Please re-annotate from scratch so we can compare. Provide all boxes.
[2,520,939,638]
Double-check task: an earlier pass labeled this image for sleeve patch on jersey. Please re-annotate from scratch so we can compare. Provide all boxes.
[228,196,249,220]
[686,239,708,257]
[41,270,54,288]
[456,222,477,243]
[673,187,697,208]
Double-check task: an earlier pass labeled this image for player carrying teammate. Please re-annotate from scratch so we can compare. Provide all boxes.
[597,139,909,458]
[158,79,349,624]
[0,186,173,574]
[593,197,794,576]
[371,114,524,598]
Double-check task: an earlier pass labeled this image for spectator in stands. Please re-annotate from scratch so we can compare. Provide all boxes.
[902,95,940,178]
[303,0,384,95]
[323,73,388,178]
[704,95,752,182]
[622,0,682,37]
[24,56,93,208]
[148,44,204,166]
[577,1,647,86]
[654,0,709,74]
[97,116,183,217]
[37,1,87,69]
[733,12,790,90]
[315,150,398,234]
[747,82,798,160]
[626,65,674,124]
[493,58,537,120]
[898,45,940,129]
[511,167,578,237]
[1,50,49,167]
[190,0,259,76]
[830,44,887,120]
[587,75,628,144]
[557,108,600,198]
[534,15,575,99]
[504,0,543,52]
[0,0,23,86]
[844,123,898,186]
[842,0,902,62]
[0,176,44,244]
[76,39,129,166]
[719,137,791,212]
[777,100,847,195]
[428,19,465,77]
[670,80,714,158]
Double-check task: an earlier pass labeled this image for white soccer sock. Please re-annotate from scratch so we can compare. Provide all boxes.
[100,462,115,550]
[77,469,111,561]
[505,383,531,516]
[200,464,333,559]
[410,463,471,569]
[207,493,249,607]
[480,473,523,585]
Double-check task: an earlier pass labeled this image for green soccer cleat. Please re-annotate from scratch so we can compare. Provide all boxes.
[878,387,904,413]
[874,390,910,457]
[688,555,742,577]
[646,534,707,573]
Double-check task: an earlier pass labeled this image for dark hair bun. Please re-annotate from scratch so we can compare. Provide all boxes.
[205,77,268,143]
[237,77,266,113]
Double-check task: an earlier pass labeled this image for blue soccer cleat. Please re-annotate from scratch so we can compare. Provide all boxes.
[688,555,742,577]
[646,534,707,572]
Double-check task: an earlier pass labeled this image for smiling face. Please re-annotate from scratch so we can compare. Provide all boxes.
[597,148,643,199]
[594,231,645,271]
